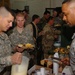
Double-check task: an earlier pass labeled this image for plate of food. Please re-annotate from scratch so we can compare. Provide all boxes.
[40,59,53,68]
[54,24,61,27]
[18,43,35,49]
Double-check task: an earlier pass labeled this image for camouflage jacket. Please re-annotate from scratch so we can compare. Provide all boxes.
[0,32,12,72]
[70,33,75,72]
[9,27,34,58]
[42,23,61,54]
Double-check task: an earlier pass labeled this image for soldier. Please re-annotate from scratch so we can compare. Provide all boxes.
[62,0,75,74]
[9,12,34,53]
[25,14,41,67]
[42,16,61,58]
[9,12,34,70]
[0,6,22,75]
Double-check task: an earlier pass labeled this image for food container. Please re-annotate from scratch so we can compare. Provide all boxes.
[11,56,29,75]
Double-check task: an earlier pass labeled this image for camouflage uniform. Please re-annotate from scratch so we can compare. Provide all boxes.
[21,23,39,68]
[9,27,34,58]
[0,32,12,72]
[38,17,47,31]
[70,33,75,73]
[42,23,61,58]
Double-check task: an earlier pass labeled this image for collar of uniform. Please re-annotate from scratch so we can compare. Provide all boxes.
[72,33,75,39]
[32,22,36,26]
[0,32,7,40]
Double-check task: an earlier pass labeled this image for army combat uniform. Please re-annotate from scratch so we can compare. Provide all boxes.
[70,33,75,74]
[42,23,61,58]
[9,27,34,58]
[0,32,12,73]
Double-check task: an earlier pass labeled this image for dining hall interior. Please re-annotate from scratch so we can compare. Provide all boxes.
[0,0,75,75]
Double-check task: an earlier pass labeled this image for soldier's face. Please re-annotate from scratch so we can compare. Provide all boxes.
[45,13,50,19]
[53,11,57,17]
[16,16,25,28]
[0,13,14,32]
[62,3,75,27]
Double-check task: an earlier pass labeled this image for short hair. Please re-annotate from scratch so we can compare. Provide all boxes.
[62,0,75,9]
[0,6,15,18]
[62,0,69,4]
[47,16,54,23]
[44,11,50,15]
[62,0,74,4]
[53,7,62,17]
[32,14,39,21]
[16,12,25,18]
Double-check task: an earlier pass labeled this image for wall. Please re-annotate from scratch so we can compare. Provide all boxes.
[10,0,64,17]
[27,0,50,17]
[50,0,64,8]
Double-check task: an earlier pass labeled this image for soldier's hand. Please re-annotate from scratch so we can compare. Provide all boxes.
[16,46,24,53]
[39,31,44,36]
[14,45,24,53]
[11,52,22,64]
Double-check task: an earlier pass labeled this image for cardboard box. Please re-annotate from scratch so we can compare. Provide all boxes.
[28,65,52,75]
